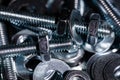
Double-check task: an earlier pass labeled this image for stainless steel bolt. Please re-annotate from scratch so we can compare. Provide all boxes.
[3,57,17,80]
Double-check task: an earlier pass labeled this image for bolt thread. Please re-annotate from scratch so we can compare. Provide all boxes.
[0,22,16,80]
[50,36,71,44]
[93,0,120,33]
[0,22,8,45]
[0,43,36,57]
[0,6,56,30]
[50,45,72,58]
[0,58,3,80]
[3,57,17,80]
[74,22,112,38]
[51,46,71,53]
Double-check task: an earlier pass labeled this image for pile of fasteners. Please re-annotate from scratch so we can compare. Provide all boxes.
[0,0,120,80]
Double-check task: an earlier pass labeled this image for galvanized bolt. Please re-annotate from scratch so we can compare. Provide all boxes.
[0,6,56,30]
[3,57,17,80]
[74,21,112,38]
[0,22,17,80]
[0,43,37,57]
[92,0,120,33]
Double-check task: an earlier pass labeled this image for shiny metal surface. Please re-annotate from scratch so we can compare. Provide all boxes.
[33,59,70,80]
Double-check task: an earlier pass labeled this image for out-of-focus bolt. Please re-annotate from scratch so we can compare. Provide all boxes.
[0,22,17,80]
[0,6,56,30]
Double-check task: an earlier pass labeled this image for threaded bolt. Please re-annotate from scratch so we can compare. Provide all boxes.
[93,0,120,33]
[0,22,8,45]
[0,6,56,30]
[0,43,36,57]
[0,22,17,80]
[72,22,112,39]
[3,57,17,80]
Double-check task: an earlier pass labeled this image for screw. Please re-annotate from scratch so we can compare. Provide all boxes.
[0,22,7,79]
[73,21,112,39]
[3,57,17,80]
[0,22,18,80]
[74,0,86,16]
[0,6,56,30]
[50,41,84,67]
[92,0,120,33]
[0,43,37,57]
[0,23,37,80]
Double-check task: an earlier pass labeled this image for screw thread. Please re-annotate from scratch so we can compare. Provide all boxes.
[0,22,17,80]
[3,57,17,80]
[50,45,72,59]
[93,0,120,33]
[50,36,71,44]
[0,6,56,30]
[74,22,112,38]
[0,43,36,57]
[0,22,8,45]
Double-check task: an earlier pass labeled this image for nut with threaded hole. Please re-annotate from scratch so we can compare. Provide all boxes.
[70,10,115,53]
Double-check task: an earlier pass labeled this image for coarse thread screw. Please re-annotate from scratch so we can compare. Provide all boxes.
[93,0,120,33]
[0,22,8,45]
[3,57,17,80]
[0,43,37,57]
[0,6,57,30]
[73,22,112,39]
[0,22,17,80]
[0,22,37,80]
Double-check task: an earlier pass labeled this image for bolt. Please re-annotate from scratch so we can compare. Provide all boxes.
[0,6,56,30]
[92,0,120,33]
[74,0,86,16]
[0,24,37,80]
[0,22,8,45]
[3,57,17,80]
[0,22,7,79]
[50,41,84,67]
[2,44,36,79]
[0,22,18,80]
[0,43,37,57]
[73,21,112,39]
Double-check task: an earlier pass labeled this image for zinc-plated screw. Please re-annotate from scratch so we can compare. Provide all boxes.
[0,6,56,30]
[93,0,120,33]
[0,23,37,80]
[0,22,17,80]
[0,43,37,57]
[0,22,8,45]
[73,22,112,39]
[3,57,17,80]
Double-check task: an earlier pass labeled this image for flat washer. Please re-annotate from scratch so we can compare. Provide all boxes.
[93,53,120,80]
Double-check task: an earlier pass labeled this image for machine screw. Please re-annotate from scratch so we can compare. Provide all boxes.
[70,11,115,52]
[92,0,120,33]
[0,22,17,80]
[72,21,112,40]
[0,43,37,57]
[0,6,56,30]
